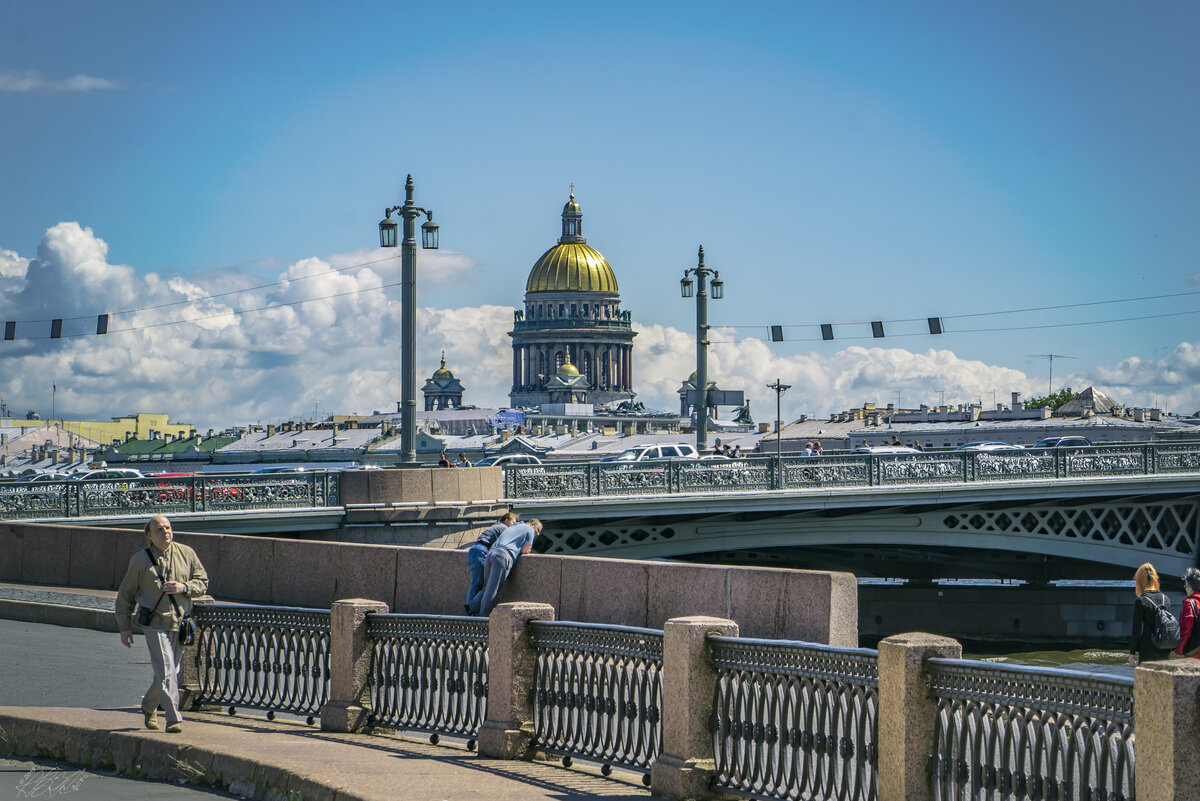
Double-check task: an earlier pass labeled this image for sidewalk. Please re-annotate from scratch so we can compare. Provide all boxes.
[0,707,657,801]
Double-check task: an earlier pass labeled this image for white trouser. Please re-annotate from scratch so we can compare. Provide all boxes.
[142,627,183,723]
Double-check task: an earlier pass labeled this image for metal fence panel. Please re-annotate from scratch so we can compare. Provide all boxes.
[193,604,331,722]
[710,636,879,801]
[926,659,1135,801]
[530,621,663,776]
[366,614,489,741]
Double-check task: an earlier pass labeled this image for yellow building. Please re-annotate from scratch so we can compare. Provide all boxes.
[0,413,195,447]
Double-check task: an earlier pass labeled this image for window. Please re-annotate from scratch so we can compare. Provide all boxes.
[661,446,680,457]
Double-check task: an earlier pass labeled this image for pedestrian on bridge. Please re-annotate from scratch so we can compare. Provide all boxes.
[1176,567,1200,659]
[115,514,208,733]
[1129,562,1173,666]
[468,519,542,616]
[464,511,517,614]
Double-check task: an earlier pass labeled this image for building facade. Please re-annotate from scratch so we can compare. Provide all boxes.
[509,193,636,408]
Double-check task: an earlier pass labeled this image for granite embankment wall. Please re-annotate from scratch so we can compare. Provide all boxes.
[0,521,858,646]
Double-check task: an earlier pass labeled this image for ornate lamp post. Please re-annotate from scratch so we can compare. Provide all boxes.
[767,379,791,460]
[379,174,439,465]
[680,245,723,454]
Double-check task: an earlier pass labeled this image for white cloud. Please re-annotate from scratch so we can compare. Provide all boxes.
[3,221,1197,430]
[1189,272,1200,285]
[0,69,123,94]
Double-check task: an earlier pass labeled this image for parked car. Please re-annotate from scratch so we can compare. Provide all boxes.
[475,454,543,468]
[1032,436,1094,448]
[608,443,700,462]
[955,442,1025,452]
[67,468,145,481]
[251,466,309,474]
[851,446,921,455]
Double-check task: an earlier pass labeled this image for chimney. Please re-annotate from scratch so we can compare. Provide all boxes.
[1011,392,1023,410]
[758,422,770,434]
[1150,409,1162,421]
[267,424,276,437]
[51,451,60,464]
[1134,409,1146,423]
[349,420,358,429]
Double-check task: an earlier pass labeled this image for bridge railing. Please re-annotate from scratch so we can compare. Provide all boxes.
[192,603,332,724]
[504,441,1200,499]
[365,613,490,745]
[709,636,879,801]
[926,658,1134,801]
[530,620,663,780]
[0,470,341,520]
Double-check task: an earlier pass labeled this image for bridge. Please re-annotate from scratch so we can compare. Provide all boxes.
[3,442,1198,581]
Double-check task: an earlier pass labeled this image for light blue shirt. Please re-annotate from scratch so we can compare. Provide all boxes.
[492,522,536,561]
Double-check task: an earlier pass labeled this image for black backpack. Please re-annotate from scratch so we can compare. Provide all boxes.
[1150,594,1181,650]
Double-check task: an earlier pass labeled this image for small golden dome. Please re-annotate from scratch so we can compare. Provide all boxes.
[432,352,453,378]
[559,346,580,375]
[563,193,581,215]
[526,243,618,293]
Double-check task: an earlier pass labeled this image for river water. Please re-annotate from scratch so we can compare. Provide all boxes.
[965,646,1133,677]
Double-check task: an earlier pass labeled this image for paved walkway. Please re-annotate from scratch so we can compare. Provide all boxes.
[0,582,660,801]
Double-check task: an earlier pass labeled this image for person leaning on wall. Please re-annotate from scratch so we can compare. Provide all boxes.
[1129,562,1173,666]
[115,514,208,733]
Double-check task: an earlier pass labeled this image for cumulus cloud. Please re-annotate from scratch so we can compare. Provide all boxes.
[0,69,123,94]
[3,221,1196,430]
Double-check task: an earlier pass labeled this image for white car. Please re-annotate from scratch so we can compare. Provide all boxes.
[955,442,1024,453]
[851,446,921,455]
[608,443,699,462]
[475,454,542,468]
[67,468,145,481]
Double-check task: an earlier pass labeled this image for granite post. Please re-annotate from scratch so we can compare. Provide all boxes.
[1134,658,1200,800]
[650,615,739,800]
[877,632,961,801]
[477,602,555,759]
[321,598,389,732]
[178,594,214,711]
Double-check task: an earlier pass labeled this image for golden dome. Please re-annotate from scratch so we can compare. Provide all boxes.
[559,346,580,375]
[563,194,581,215]
[526,242,618,293]
[432,352,453,378]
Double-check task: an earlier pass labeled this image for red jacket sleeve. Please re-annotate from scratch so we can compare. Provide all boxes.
[1177,597,1197,655]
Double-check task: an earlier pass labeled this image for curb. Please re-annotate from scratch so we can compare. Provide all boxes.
[0,600,119,633]
[0,710,356,801]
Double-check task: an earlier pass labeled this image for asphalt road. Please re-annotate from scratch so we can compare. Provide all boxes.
[0,619,238,800]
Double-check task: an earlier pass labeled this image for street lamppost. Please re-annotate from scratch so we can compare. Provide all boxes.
[680,245,723,454]
[767,379,791,459]
[378,174,439,465]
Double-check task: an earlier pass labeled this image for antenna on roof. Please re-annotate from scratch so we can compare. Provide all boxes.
[1027,354,1078,396]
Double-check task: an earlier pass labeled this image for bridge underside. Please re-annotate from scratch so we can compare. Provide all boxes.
[532,492,1200,582]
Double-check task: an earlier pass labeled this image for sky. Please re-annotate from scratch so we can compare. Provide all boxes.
[1,2,1198,430]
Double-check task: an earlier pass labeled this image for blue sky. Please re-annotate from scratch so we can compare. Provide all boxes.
[1,2,1198,428]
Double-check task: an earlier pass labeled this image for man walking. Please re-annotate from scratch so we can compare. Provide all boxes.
[468,518,542,616]
[115,514,208,733]
[464,511,517,613]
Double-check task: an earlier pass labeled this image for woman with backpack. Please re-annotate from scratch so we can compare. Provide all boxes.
[1129,562,1175,666]
[1175,567,1200,659]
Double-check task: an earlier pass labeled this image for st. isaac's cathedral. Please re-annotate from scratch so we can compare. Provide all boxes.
[508,192,636,409]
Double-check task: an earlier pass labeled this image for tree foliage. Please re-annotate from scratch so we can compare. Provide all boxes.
[1024,387,1075,411]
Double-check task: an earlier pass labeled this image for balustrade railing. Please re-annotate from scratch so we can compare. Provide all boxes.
[504,442,1200,500]
[0,470,341,520]
[926,659,1135,801]
[366,613,489,745]
[193,603,331,723]
[709,636,880,801]
[530,621,663,780]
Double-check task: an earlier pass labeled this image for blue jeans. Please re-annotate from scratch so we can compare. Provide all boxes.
[468,548,515,616]
[465,543,489,609]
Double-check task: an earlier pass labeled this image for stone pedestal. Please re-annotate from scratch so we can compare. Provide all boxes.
[650,615,739,801]
[1134,658,1200,801]
[178,595,213,711]
[477,602,555,759]
[877,632,961,801]
[321,598,389,732]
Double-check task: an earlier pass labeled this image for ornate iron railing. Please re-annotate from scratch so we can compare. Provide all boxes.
[366,613,489,745]
[504,442,1200,499]
[192,603,331,723]
[530,621,663,780]
[0,470,341,520]
[926,659,1135,801]
[710,636,879,801]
